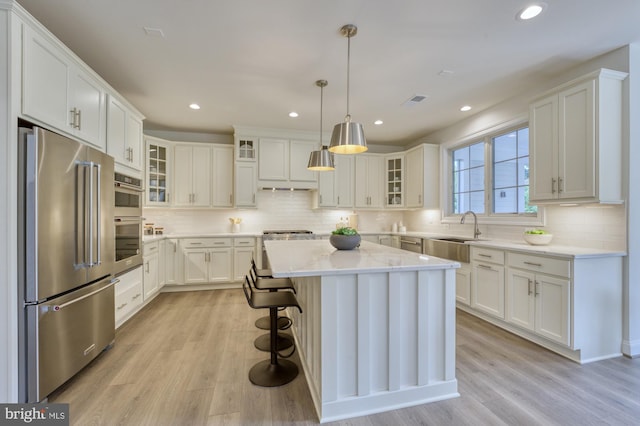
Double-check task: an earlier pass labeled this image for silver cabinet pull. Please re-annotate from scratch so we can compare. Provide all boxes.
[76,109,82,130]
[558,177,563,193]
[535,280,540,296]
[477,264,493,270]
[527,279,533,296]
[478,253,492,258]
[524,261,542,267]
[145,261,149,273]
[552,177,557,194]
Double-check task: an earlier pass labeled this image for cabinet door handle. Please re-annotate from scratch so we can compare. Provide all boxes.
[524,261,542,267]
[558,177,563,193]
[145,261,149,273]
[527,279,533,296]
[69,108,77,127]
[252,193,256,203]
[76,109,82,130]
[477,264,493,270]
[132,293,141,300]
[167,193,171,203]
[552,178,557,194]
[117,302,128,310]
[230,194,233,204]
[189,242,203,245]
[535,280,540,296]
[478,254,492,258]
[319,194,322,204]
[337,196,340,204]
[418,194,421,204]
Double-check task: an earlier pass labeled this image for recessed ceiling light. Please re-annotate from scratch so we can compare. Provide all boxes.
[289,112,299,118]
[374,120,383,125]
[517,3,546,20]
[460,105,472,112]
[189,103,200,110]
[143,27,165,38]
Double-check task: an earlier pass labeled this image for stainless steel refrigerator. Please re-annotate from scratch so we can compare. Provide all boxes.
[18,125,117,402]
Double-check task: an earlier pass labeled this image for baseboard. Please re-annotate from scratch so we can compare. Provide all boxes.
[622,339,640,358]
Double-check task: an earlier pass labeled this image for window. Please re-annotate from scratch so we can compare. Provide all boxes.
[449,124,538,220]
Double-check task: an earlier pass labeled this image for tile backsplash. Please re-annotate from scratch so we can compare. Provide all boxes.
[144,191,626,251]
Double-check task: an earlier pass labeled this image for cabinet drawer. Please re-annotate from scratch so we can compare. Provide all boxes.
[181,238,232,248]
[144,241,159,256]
[471,247,505,265]
[508,252,571,278]
[234,237,255,247]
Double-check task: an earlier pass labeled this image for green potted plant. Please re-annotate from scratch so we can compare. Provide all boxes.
[523,228,553,245]
[330,227,361,250]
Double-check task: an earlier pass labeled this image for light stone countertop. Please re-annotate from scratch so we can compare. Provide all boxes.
[264,239,460,278]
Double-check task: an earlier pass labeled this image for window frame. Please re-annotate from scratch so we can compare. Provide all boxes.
[441,118,545,226]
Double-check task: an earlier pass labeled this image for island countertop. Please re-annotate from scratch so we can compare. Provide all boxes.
[264,239,460,278]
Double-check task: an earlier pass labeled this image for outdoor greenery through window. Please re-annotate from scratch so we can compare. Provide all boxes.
[451,126,537,216]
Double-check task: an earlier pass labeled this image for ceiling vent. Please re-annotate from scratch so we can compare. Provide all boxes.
[402,94,428,107]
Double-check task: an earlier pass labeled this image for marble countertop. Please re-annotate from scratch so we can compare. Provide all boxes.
[264,239,460,278]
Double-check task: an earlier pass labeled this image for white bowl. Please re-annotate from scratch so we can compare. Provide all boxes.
[523,233,553,245]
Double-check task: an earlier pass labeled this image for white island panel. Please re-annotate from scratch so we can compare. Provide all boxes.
[267,240,459,422]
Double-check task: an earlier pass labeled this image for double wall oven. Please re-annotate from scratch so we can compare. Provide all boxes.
[114,172,144,275]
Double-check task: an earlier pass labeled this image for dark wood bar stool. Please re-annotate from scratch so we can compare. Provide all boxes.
[243,275,302,387]
[250,266,296,352]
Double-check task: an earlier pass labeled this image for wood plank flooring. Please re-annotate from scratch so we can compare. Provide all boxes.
[49,289,640,425]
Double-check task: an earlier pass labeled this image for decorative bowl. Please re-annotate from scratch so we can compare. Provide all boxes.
[523,232,553,245]
[330,234,361,250]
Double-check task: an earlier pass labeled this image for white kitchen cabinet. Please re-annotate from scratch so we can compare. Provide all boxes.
[315,154,354,208]
[355,154,384,208]
[114,266,143,328]
[471,247,505,319]
[455,262,472,306]
[22,25,106,150]
[235,137,257,161]
[164,238,183,285]
[173,144,211,207]
[233,237,256,281]
[378,235,401,249]
[143,241,160,301]
[107,95,144,176]
[258,138,317,189]
[385,155,404,207]
[212,145,234,207]
[405,144,439,209]
[182,238,233,284]
[158,239,167,288]
[235,163,257,207]
[506,252,570,346]
[529,68,627,204]
[145,137,171,206]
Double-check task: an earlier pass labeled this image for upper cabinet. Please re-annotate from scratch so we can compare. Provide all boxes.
[211,145,234,208]
[405,144,439,209]
[258,138,318,189]
[529,69,627,204]
[145,137,171,206]
[173,144,212,207]
[236,138,257,161]
[355,154,384,209]
[385,155,404,208]
[22,25,106,150]
[107,95,144,177]
[316,155,354,208]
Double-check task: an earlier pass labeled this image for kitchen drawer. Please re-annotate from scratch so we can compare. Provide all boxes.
[234,237,256,247]
[508,252,571,278]
[144,241,159,256]
[115,267,143,325]
[181,237,232,248]
[471,247,505,265]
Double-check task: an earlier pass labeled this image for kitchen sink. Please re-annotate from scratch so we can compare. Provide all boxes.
[423,238,471,263]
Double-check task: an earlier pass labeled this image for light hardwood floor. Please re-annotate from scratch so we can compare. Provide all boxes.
[50,289,640,425]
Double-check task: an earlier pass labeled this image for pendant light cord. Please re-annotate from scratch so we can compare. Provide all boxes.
[320,83,324,147]
[346,32,351,119]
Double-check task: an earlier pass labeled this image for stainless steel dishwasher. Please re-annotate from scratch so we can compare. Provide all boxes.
[399,236,423,253]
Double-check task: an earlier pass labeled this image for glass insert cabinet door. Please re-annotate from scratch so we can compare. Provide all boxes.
[386,156,403,206]
[147,142,169,204]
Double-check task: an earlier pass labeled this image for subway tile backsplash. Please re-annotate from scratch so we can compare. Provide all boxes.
[144,191,626,251]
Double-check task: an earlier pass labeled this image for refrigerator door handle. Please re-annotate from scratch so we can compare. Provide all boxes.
[94,162,101,266]
[50,278,118,312]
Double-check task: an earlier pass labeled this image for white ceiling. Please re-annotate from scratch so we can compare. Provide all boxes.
[16,0,640,146]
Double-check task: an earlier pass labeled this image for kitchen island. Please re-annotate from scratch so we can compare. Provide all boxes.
[263,240,460,423]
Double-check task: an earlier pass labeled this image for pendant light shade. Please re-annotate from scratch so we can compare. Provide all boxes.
[329,24,367,154]
[307,80,335,171]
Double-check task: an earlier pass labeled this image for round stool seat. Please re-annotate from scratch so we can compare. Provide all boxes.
[249,358,298,387]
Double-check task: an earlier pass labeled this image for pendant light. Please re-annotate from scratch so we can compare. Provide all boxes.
[329,24,368,154]
[307,80,335,171]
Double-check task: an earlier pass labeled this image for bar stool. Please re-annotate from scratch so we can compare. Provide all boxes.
[251,258,296,330]
[250,267,296,352]
[243,275,302,387]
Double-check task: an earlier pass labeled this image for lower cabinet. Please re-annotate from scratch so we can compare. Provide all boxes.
[455,262,471,306]
[164,238,182,285]
[463,245,622,363]
[143,241,160,300]
[233,237,256,281]
[114,266,143,328]
[471,247,505,319]
[182,237,253,285]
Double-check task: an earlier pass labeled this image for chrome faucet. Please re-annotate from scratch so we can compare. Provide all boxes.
[460,211,481,240]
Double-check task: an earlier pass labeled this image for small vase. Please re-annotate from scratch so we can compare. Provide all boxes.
[231,223,240,233]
